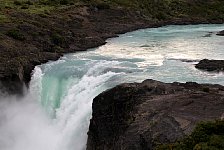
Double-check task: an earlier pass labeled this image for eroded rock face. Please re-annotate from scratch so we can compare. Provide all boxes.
[87,79,224,150]
[195,59,224,72]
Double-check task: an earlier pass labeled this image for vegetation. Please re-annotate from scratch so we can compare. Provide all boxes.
[1,0,224,20]
[51,33,64,46]
[157,120,224,150]
[1,0,224,82]
[76,0,224,21]
[0,13,9,23]
[6,29,25,40]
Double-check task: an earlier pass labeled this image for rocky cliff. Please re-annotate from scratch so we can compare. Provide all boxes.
[87,79,224,150]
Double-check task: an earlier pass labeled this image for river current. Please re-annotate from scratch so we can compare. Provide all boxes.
[0,24,224,150]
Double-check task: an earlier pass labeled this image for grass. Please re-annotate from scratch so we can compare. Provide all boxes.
[23,5,55,14]
[0,0,58,15]
[1,0,224,20]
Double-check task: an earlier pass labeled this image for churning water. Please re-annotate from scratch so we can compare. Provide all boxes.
[0,24,224,150]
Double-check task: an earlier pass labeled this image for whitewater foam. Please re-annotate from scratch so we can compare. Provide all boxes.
[1,24,224,150]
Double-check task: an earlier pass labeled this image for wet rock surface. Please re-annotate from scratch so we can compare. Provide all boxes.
[87,79,224,150]
[217,30,224,36]
[195,59,224,72]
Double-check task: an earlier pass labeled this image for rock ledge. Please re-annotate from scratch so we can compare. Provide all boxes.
[87,79,224,150]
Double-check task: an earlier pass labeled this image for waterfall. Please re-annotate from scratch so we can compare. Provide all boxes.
[0,58,124,150]
[0,24,224,150]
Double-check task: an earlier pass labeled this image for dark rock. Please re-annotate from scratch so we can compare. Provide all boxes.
[216,30,224,36]
[87,79,224,150]
[0,76,25,95]
[195,59,224,72]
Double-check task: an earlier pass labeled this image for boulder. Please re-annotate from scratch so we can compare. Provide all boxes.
[195,59,224,72]
[216,30,224,36]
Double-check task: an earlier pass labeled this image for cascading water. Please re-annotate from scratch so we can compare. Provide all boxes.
[0,24,224,150]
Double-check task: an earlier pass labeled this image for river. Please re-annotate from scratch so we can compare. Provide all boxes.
[0,24,224,150]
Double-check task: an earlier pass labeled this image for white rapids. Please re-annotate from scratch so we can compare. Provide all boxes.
[0,24,224,150]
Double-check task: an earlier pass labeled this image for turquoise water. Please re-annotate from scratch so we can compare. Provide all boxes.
[0,24,224,150]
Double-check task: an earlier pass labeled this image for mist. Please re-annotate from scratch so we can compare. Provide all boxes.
[0,90,61,150]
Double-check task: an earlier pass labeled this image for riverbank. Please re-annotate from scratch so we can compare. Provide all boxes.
[1,0,224,94]
[0,4,150,94]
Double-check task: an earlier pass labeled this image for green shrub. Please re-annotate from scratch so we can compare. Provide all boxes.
[25,1,33,5]
[96,3,110,10]
[156,120,224,150]
[21,5,29,9]
[5,5,12,9]
[14,0,22,5]
[39,0,55,5]
[69,2,75,5]
[6,29,25,41]
[39,0,70,6]
[0,14,9,23]
[51,33,64,45]
[59,0,69,5]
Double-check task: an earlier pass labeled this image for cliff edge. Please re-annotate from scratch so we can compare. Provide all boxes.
[87,79,224,150]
